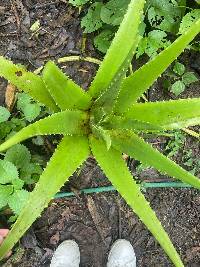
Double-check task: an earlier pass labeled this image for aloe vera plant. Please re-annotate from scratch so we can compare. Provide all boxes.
[0,0,200,265]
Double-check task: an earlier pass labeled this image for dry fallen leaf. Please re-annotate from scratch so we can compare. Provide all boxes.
[5,83,16,111]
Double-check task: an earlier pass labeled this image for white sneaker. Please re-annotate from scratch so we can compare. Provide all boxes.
[50,240,80,267]
[107,239,136,267]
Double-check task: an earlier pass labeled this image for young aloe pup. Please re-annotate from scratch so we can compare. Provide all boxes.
[0,0,200,266]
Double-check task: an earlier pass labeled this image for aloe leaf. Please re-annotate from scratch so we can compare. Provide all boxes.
[115,18,200,114]
[91,125,112,150]
[90,136,184,267]
[88,0,145,99]
[42,61,92,111]
[92,35,140,117]
[102,115,163,132]
[110,130,200,189]
[0,56,58,112]
[0,135,89,259]
[0,110,88,152]
[124,98,200,130]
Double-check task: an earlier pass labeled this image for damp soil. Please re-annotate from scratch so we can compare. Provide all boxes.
[0,1,200,267]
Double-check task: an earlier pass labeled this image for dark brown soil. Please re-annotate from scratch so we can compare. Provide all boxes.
[0,1,200,267]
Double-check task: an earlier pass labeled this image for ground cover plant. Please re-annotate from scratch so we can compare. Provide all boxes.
[0,0,200,266]
[70,0,200,55]
[0,95,44,220]
[165,61,198,96]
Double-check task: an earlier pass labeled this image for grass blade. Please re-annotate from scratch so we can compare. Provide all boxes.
[110,130,200,189]
[0,110,88,152]
[0,56,58,112]
[43,61,92,111]
[90,136,184,267]
[88,0,145,99]
[0,135,89,259]
[115,18,200,114]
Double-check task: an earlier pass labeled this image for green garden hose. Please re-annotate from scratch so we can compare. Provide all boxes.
[54,182,192,199]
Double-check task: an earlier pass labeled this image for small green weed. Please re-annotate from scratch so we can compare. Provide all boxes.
[17,93,42,122]
[166,130,200,175]
[165,130,185,158]
[163,61,198,96]
[70,0,200,58]
[136,30,171,59]
[0,93,44,218]
[182,149,200,175]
